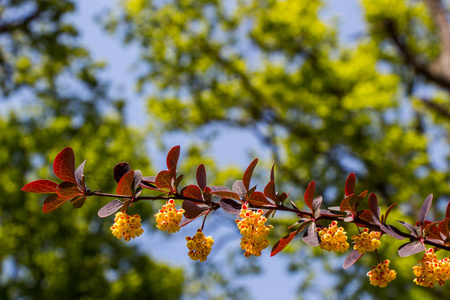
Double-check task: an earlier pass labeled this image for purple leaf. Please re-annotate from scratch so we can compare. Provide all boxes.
[98,199,123,218]
[343,250,364,269]
[419,194,433,226]
[398,241,426,257]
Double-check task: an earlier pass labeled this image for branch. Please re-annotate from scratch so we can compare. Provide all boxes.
[0,8,41,34]
[385,19,450,90]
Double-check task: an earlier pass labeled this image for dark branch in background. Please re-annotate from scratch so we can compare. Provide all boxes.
[385,19,450,91]
[420,97,450,119]
[0,9,41,34]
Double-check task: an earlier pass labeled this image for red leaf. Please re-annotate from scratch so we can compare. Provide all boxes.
[22,180,58,193]
[340,194,356,213]
[357,210,373,225]
[438,218,450,237]
[248,191,273,206]
[53,147,76,183]
[264,181,276,201]
[368,193,379,219]
[182,200,208,219]
[43,194,69,213]
[114,162,131,183]
[243,158,258,191]
[270,161,275,182]
[196,164,207,191]
[212,190,242,202]
[116,170,135,196]
[345,173,356,197]
[166,145,180,180]
[155,170,174,192]
[56,182,83,199]
[383,202,397,223]
[181,185,203,201]
[271,231,297,257]
[304,181,315,212]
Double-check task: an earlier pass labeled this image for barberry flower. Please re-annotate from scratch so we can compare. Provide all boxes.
[236,204,273,257]
[110,212,144,241]
[316,221,349,253]
[185,229,214,262]
[154,199,185,233]
[351,228,381,254]
[367,259,397,288]
[412,248,450,287]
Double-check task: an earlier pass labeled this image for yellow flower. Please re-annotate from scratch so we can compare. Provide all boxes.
[185,229,214,262]
[413,248,450,287]
[352,228,381,254]
[110,212,144,241]
[236,204,273,257]
[316,221,349,253]
[367,260,397,288]
[154,199,185,233]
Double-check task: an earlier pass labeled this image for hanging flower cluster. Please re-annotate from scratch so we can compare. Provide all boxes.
[236,204,273,257]
[352,228,381,254]
[316,221,349,253]
[367,260,397,288]
[110,212,144,241]
[154,199,185,233]
[412,248,450,287]
[185,229,214,262]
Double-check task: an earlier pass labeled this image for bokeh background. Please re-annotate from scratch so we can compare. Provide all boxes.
[2,0,450,299]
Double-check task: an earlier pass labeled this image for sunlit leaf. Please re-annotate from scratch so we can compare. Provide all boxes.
[271,231,297,257]
[43,194,69,213]
[21,179,58,193]
[53,147,76,183]
[56,182,83,199]
[117,170,135,196]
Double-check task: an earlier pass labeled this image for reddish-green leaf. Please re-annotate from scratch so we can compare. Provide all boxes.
[345,173,356,196]
[182,200,208,219]
[358,210,374,224]
[248,191,273,206]
[43,194,69,213]
[264,181,276,201]
[180,210,208,227]
[398,241,426,257]
[304,181,315,212]
[71,195,86,208]
[114,162,131,183]
[271,231,297,257]
[368,193,379,219]
[340,194,356,213]
[343,250,364,269]
[419,194,433,226]
[155,170,173,192]
[380,224,405,240]
[196,164,207,191]
[53,147,76,183]
[166,145,180,180]
[116,170,135,196]
[270,161,275,182]
[438,218,450,237]
[243,158,258,191]
[383,202,398,223]
[56,182,83,199]
[22,180,58,193]
[212,190,241,201]
[98,199,123,218]
[181,185,203,201]
[219,198,242,214]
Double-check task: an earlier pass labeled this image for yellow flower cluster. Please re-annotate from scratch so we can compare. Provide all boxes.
[316,221,349,253]
[367,259,397,288]
[236,204,273,257]
[413,248,450,287]
[185,229,214,262]
[110,212,144,241]
[154,199,185,233]
[351,228,381,254]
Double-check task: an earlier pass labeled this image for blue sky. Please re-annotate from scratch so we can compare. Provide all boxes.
[70,1,365,299]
